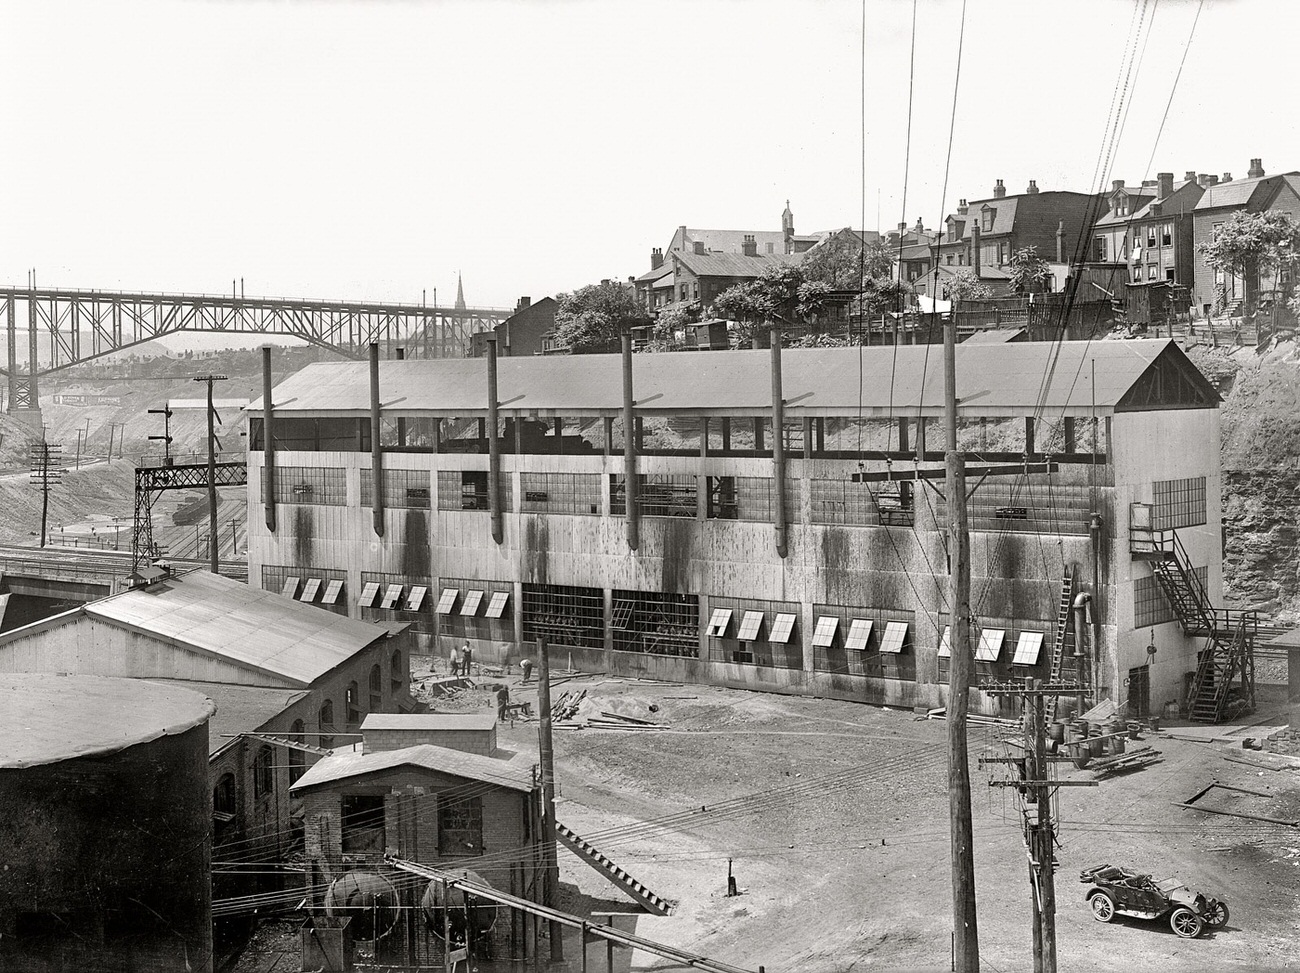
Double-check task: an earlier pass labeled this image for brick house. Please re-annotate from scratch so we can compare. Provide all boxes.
[469,297,558,358]
[1190,159,1300,313]
[666,249,802,316]
[1122,172,1205,290]
[292,713,543,955]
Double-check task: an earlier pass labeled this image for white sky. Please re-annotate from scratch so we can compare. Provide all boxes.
[0,0,1291,311]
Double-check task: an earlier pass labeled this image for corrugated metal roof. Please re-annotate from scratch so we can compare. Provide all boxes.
[85,570,392,688]
[1,673,215,769]
[290,742,537,793]
[361,713,497,732]
[249,339,1203,419]
[149,678,308,755]
[671,250,802,278]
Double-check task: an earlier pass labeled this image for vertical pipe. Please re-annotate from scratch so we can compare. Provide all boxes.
[621,332,638,550]
[207,378,218,573]
[535,637,563,961]
[770,324,788,558]
[1090,513,1103,703]
[487,337,503,544]
[262,346,277,533]
[370,343,385,536]
[1073,593,1091,716]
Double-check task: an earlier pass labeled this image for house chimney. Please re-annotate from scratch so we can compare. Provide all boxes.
[898,221,908,232]
[957,198,968,216]
[1026,179,1039,194]
[1197,173,1211,187]
[1248,157,1265,178]
[1150,202,1163,218]
[693,241,706,255]
[516,296,531,311]
[993,178,1006,199]
[1157,172,1174,198]
[1222,172,1233,183]
[915,217,924,230]
[971,222,981,275]
[651,248,664,270]
[1055,220,1064,263]
[676,226,687,249]
[1111,179,1125,192]
[1185,171,1198,183]
[741,234,758,257]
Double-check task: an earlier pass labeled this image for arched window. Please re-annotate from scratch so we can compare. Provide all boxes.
[213,772,236,817]
[253,746,274,798]
[368,664,382,713]
[319,699,335,751]
[288,719,306,784]
[346,681,360,728]
[390,648,404,694]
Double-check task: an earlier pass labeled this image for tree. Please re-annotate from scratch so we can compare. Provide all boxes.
[552,282,650,353]
[945,269,993,303]
[801,232,894,289]
[1198,210,1300,315]
[1007,246,1051,295]
[645,300,701,351]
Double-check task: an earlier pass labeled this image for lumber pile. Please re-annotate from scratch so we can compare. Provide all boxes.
[585,710,668,731]
[1085,745,1162,776]
[551,689,587,722]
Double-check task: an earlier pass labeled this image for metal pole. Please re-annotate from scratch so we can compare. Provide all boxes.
[206,378,218,572]
[262,346,277,532]
[944,297,980,971]
[370,342,384,536]
[621,331,638,550]
[487,336,503,545]
[769,323,787,559]
[535,636,563,961]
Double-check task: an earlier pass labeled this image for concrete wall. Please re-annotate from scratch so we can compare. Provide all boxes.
[0,722,212,973]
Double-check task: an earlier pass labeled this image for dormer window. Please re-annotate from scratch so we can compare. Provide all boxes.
[1113,194,1128,218]
[981,207,995,232]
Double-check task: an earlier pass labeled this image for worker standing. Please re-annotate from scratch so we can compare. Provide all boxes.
[496,684,510,722]
[448,644,461,678]
[461,641,473,677]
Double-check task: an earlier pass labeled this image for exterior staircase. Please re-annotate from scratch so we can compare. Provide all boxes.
[554,822,675,916]
[1146,530,1257,723]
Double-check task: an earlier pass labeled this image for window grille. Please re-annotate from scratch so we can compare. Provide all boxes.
[521,583,605,649]
[938,479,1091,536]
[639,475,699,518]
[461,589,484,616]
[769,613,797,644]
[438,797,484,857]
[321,579,344,606]
[812,615,839,648]
[437,470,512,512]
[253,747,274,798]
[264,466,347,506]
[810,479,912,527]
[281,576,300,598]
[519,473,602,515]
[976,629,1005,662]
[379,584,404,610]
[405,585,428,612]
[299,578,322,602]
[736,611,764,641]
[878,621,909,654]
[611,590,699,657]
[705,608,732,637]
[845,618,873,651]
[361,468,432,509]
[707,598,801,669]
[484,590,510,619]
[1012,631,1045,666]
[1134,569,1203,628]
[436,587,459,614]
[1152,476,1207,530]
[438,577,511,640]
[263,566,346,613]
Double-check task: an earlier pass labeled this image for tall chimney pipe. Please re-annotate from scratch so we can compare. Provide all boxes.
[262,346,276,533]
[370,343,384,537]
[770,324,788,559]
[622,331,639,550]
[486,336,503,545]
[971,222,981,276]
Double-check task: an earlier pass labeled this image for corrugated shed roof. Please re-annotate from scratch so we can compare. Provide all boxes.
[85,570,392,688]
[149,678,307,755]
[671,250,802,278]
[291,742,537,793]
[250,339,1202,418]
[361,713,497,732]
[0,673,215,769]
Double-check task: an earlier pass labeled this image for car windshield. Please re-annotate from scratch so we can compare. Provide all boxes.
[1156,879,1185,893]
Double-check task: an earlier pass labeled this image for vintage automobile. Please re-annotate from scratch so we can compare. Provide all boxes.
[1080,864,1229,939]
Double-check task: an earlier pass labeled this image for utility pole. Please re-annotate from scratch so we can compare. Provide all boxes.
[194,375,228,573]
[29,440,62,548]
[534,636,563,963]
[944,293,979,972]
[147,406,174,465]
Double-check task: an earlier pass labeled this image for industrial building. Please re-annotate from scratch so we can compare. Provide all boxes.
[245,338,1246,720]
[0,569,418,862]
[0,673,215,973]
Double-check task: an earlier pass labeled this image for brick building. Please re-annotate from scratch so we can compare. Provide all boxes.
[469,297,559,359]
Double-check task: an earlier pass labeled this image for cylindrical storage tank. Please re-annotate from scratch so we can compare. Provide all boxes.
[325,871,401,943]
[0,673,215,973]
[421,871,497,943]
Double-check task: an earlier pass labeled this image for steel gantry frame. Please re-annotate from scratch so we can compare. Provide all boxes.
[1,286,511,411]
[132,461,248,572]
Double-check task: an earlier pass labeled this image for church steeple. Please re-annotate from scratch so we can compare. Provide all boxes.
[782,199,795,253]
[454,272,466,311]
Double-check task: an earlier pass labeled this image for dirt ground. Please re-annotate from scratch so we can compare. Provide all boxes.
[455,670,1300,973]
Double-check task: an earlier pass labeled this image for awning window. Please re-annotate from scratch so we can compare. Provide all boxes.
[811,615,839,648]
[485,591,510,618]
[845,618,873,651]
[769,613,797,644]
[1012,631,1045,666]
[379,584,404,610]
[321,579,344,606]
[461,589,484,616]
[299,578,321,603]
[435,587,459,614]
[976,629,1005,662]
[405,585,428,612]
[938,626,952,658]
[281,576,300,599]
[357,582,381,609]
[879,621,908,654]
[705,608,732,637]
[736,610,764,641]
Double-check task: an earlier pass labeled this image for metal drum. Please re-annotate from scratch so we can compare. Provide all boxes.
[324,871,401,942]
[421,870,497,943]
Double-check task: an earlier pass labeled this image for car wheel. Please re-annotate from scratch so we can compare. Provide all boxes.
[1170,907,1203,939]
[1207,901,1229,927]
[1089,892,1116,923]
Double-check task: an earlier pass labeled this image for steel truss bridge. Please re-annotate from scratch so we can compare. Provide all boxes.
[1,286,512,410]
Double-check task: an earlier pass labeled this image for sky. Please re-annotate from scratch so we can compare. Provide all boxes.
[0,0,1293,313]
